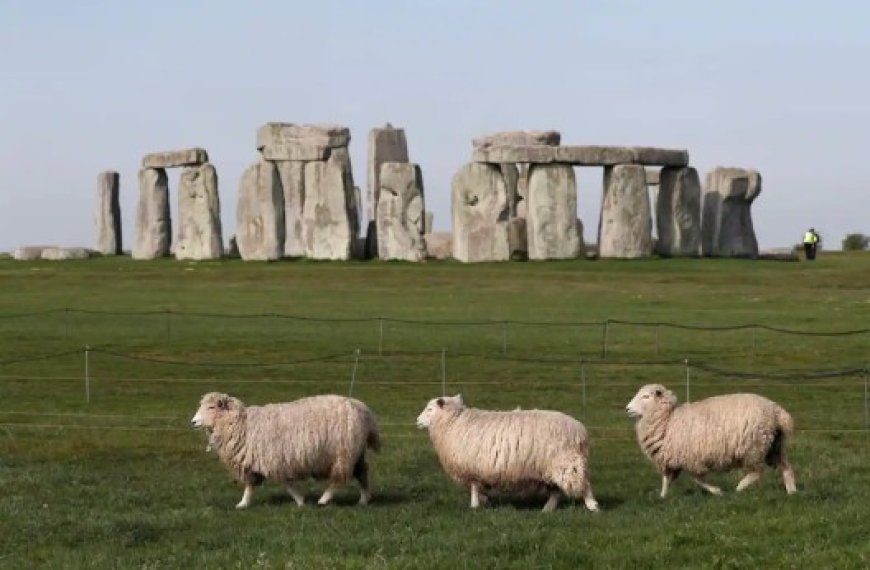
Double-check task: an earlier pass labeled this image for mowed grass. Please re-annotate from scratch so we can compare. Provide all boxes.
[0,254,868,569]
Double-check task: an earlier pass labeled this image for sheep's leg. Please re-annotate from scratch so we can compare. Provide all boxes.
[236,484,255,509]
[692,475,722,496]
[736,470,763,492]
[285,483,304,507]
[660,469,680,498]
[542,490,561,512]
[317,483,342,506]
[470,483,487,509]
[778,460,797,495]
[582,484,599,512]
[353,456,371,506]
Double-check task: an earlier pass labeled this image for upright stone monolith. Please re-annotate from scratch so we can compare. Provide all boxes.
[656,167,701,257]
[302,153,354,260]
[95,171,122,255]
[598,165,653,258]
[277,161,306,257]
[527,164,581,260]
[236,160,284,261]
[133,168,171,259]
[377,162,426,261]
[176,163,223,260]
[367,125,409,221]
[451,163,510,262]
[701,167,762,257]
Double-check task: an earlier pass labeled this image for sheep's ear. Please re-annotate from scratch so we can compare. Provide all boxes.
[454,393,464,404]
[654,389,663,397]
[436,398,445,408]
[217,397,229,410]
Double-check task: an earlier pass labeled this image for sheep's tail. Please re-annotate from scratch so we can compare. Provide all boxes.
[366,416,382,452]
[775,406,795,437]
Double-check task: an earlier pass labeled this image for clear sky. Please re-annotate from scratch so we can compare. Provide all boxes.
[1,0,867,252]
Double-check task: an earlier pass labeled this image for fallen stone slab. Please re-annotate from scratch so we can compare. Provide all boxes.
[142,148,208,169]
[473,130,560,150]
[40,247,92,260]
[13,246,51,260]
[257,122,350,161]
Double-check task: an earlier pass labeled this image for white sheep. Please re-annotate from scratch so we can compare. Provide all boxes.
[416,394,598,512]
[190,392,381,508]
[626,383,797,497]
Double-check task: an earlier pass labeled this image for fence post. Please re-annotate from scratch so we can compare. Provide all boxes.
[84,345,91,404]
[348,349,361,397]
[441,348,448,396]
[377,318,384,356]
[501,321,508,356]
[580,359,586,408]
[684,359,691,403]
[601,320,610,360]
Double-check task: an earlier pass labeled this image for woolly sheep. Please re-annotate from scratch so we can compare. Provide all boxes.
[190,392,381,508]
[626,384,797,497]
[416,394,598,512]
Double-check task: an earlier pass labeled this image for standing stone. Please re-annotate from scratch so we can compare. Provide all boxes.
[276,161,306,257]
[509,218,528,261]
[424,210,434,234]
[227,235,240,258]
[701,167,762,257]
[133,168,171,259]
[367,126,409,221]
[376,162,426,262]
[95,171,122,255]
[451,163,510,262]
[516,164,530,218]
[656,167,701,257]
[598,165,653,258]
[236,160,284,261]
[302,154,354,260]
[500,164,520,218]
[424,232,452,260]
[526,164,581,260]
[176,163,223,260]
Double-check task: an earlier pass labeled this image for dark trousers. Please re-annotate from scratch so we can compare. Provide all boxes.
[804,243,816,260]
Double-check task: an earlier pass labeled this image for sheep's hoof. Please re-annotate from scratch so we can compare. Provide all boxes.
[708,487,723,496]
[585,500,600,512]
[235,502,249,510]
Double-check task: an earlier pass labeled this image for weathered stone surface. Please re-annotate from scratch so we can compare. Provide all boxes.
[376,162,426,262]
[13,246,50,260]
[473,130,560,149]
[236,160,285,261]
[424,232,452,260]
[176,163,223,260]
[516,164,530,218]
[424,210,433,233]
[277,161,306,257]
[645,168,660,186]
[40,247,91,260]
[509,217,528,261]
[500,164,519,218]
[257,123,350,161]
[328,148,359,237]
[302,155,354,260]
[95,171,122,255]
[142,148,208,169]
[367,126,409,221]
[451,163,510,262]
[701,167,762,258]
[133,168,171,259]
[526,164,581,260]
[472,145,557,164]
[474,145,689,167]
[656,167,701,257]
[598,165,653,258]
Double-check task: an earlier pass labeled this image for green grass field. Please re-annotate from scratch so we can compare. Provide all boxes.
[0,254,868,569]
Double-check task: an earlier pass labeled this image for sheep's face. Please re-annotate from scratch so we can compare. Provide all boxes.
[190,392,240,429]
[626,384,677,419]
[416,394,464,429]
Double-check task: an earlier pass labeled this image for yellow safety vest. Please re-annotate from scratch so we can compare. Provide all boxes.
[803,232,817,244]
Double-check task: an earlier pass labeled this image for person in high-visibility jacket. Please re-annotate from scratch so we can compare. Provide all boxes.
[803,228,820,260]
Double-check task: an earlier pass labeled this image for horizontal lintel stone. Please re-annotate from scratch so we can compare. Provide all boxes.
[142,148,209,169]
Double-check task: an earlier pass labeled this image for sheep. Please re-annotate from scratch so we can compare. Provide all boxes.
[416,394,598,512]
[625,384,797,498]
[190,392,381,509]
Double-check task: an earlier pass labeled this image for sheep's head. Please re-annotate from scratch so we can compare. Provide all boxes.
[626,384,677,419]
[190,392,243,429]
[416,394,464,429]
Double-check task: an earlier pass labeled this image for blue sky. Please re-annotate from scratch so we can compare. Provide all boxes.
[1,0,867,251]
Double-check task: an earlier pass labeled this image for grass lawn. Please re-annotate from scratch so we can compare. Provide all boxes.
[0,253,868,568]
